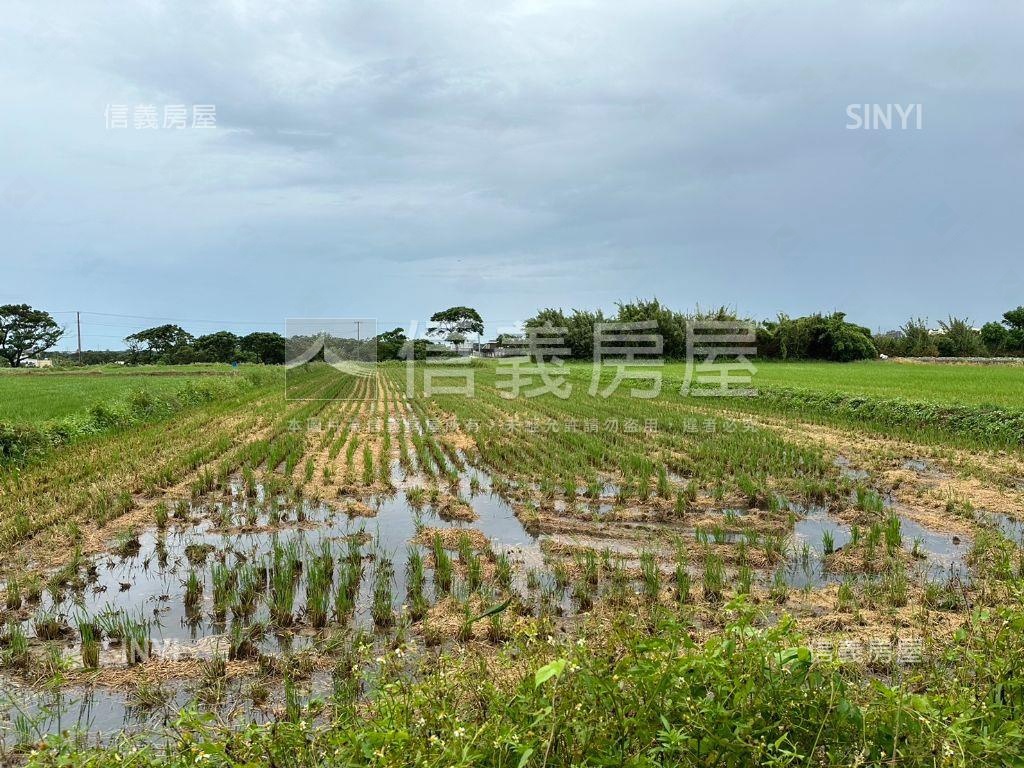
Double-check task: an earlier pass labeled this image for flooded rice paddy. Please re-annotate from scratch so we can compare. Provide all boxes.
[1,453,1016,747]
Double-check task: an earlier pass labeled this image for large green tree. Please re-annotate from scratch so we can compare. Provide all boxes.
[240,332,285,364]
[936,317,984,357]
[0,304,64,367]
[428,307,484,353]
[194,331,240,363]
[125,324,194,363]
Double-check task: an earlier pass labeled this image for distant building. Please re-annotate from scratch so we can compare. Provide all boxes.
[24,358,53,368]
[479,341,520,358]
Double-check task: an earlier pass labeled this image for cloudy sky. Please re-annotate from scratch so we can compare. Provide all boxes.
[1,0,1021,349]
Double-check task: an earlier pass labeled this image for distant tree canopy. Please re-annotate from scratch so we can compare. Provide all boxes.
[0,304,64,367]
[429,307,483,352]
[194,331,240,363]
[874,307,1024,358]
[125,324,195,364]
[121,326,286,365]
[240,332,286,365]
[757,313,876,362]
[12,301,1024,368]
[526,300,762,360]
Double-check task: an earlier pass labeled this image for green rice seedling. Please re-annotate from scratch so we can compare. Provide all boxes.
[763,533,787,563]
[911,537,925,559]
[616,483,630,505]
[769,570,789,604]
[836,579,857,612]
[93,605,125,641]
[581,549,599,587]
[640,551,660,602]
[736,564,753,595]
[184,570,202,616]
[822,530,835,556]
[674,491,687,517]
[469,475,482,495]
[131,678,173,711]
[637,474,652,502]
[457,532,474,564]
[884,515,902,553]
[362,445,375,486]
[674,554,691,604]
[657,466,671,499]
[4,621,29,669]
[406,486,426,508]
[406,546,428,620]
[552,561,570,593]
[494,550,512,590]
[571,580,593,611]
[305,556,333,629]
[199,655,227,705]
[334,560,360,621]
[945,492,975,519]
[737,475,760,508]
[120,614,151,665]
[432,535,453,596]
[114,528,141,558]
[586,476,602,499]
[851,524,861,546]
[347,533,364,566]
[283,672,302,723]
[702,553,725,602]
[883,559,909,607]
[466,553,483,592]
[153,502,169,529]
[211,563,234,622]
[271,558,297,627]
[241,465,257,497]
[539,475,556,502]
[711,525,728,545]
[78,620,100,669]
[855,485,885,514]
[268,500,282,526]
[5,578,21,611]
[371,555,395,628]
[602,556,627,606]
[23,576,43,605]
[456,599,474,642]
[923,579,962,611]
[487,611,507,643]
[229,620,265,661]
[173,499,190,520]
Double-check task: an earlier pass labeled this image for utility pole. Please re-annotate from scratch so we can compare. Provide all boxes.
[77,311,82,364]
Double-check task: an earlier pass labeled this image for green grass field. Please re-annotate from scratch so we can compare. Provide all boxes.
[0,365,241,423]
[744,360,1024,409]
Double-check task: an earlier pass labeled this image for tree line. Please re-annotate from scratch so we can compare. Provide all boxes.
[4,301,1024,367]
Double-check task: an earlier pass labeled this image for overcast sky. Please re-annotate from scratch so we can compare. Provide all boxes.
[1,1,1022,349]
